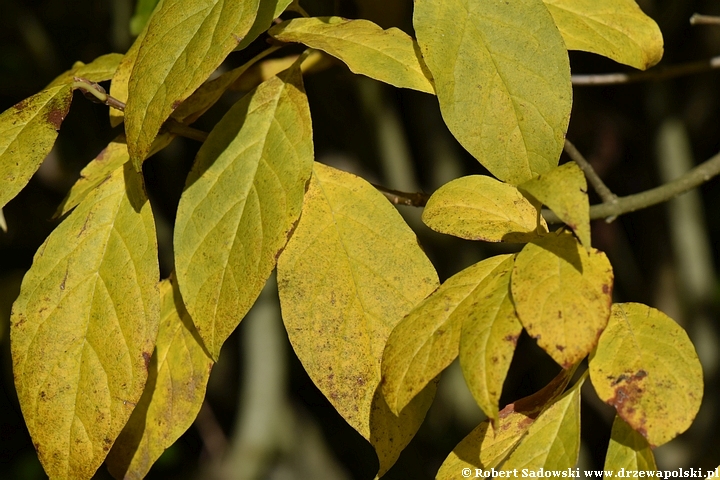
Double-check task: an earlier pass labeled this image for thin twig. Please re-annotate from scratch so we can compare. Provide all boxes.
[163,119,209,142]
[372,183,430,207]
[690,14,720,26]
[544,149,720,223]
[572,56,720,86]
[564,139,618,207]
[72,77,126,111]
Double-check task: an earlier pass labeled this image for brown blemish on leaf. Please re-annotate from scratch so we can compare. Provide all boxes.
[503,333,519,346]
[47,108,66,130]
[142,351,151,370]
[171,100,182,110]
[602,284,610,294]
[606,370,649,440]
[556,344,565,352]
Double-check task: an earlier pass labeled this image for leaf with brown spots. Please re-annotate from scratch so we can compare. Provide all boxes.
[11,163,159,479]
[277,162,439,476]
[436,367,574,479]
[589,303,703,447]
[511,230,613,368]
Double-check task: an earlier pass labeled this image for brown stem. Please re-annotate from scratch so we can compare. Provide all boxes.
[690,14,720,26]
[564,139,618,207]
[572,56,720,86]
[372,183,430,207]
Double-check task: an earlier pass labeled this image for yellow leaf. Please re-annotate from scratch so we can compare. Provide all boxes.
[174,62,313,360]
[106,277,213,479]
[589,303,703,447]
[47,53,124,88]
[518,162,591,248]
[501,375,584,469]
[381,255,515,416]
[277,162,439,475]
[707,467,720,480]
[543,0,664,70]
[269,17,434,94]
[414,0,571,185]
[603,415,656,474]
[511,231,613,368]
[10,163,160,479]
[459,258,523,422]
[436,368,574,478]
[125,0,261,168]
[109,20,148,127]
[422,175,547,243]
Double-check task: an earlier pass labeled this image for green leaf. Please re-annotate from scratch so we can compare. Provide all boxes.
[518,162,591,248]
[501,375,584,469]
[589,303,703,447]
[603,415,656,475]
[422,175,547,243]
[436,368,574,478]
[174,62,313,360]
[277,162,439,475]
[511,230,613,368]
[106,277,213,479]
[10,163,160,479]
[125,0,261,168]
[459,258,523,422]
[414,0,571,185]
[0,85,72,210]
[381,254,515,417]
[543,0,664,70]
[268,17,434,94]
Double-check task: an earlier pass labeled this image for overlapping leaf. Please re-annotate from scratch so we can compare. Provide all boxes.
[125,0,261,168]
[436,368,574,479]
[543,0,663,70]
[518,162,591,248]
[501,375,583,469]
[381,255,517,418]
[511,231,613,368]
[277,162,439,475]
[589,303,703,447]
[268,17,434,93]
[1,53,122,209]
[11,163,159,479]
[422,175,546,243]
[414,0,571,185]
[174,62,313,360]
[603,415,656,474]
[107,277,213,479]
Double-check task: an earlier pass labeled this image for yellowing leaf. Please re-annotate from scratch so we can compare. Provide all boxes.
[174,63,313,360]
[422,175,546,243]
[381,255,515,416]
[125,0,261,168]
[501,375,584,469]
[109,21,148,127]
[518,162,591,248]
[10,163,159,479]
[414,0,571,185]
[106,277,213,479]
[0,85,72,209]
[268,17,434,94]
[459,259,523,422]
[589,303,703,447]
[604,415,656,475]
[277,162,439,475]
[47,53,124,88]
[237,0,293,51]
[511,231,613,368]
[436,368,574,478]
[543,0,663,70]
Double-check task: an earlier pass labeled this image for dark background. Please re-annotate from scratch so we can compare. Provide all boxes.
[1,0,719,478]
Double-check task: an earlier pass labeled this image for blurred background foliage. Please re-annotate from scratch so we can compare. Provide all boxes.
[1,0,719,478]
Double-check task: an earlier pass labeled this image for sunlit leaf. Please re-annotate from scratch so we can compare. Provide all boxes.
[11,163,159,479]
[174,62,313,360]
[381,254,514,416]
[106,277,213,479]
[501,375,584,469]
[47,53,124,88]
[518,162,591,248]
[414,0,571,185]
[110,12,150,127]
[436,368,574,478]
[125,0,261,168]
[422,175,546,243]
[603,415,656,475]
[269,17,434,94]
[459,258,523,422]
[543,0,663,70]
[589,303,703,447]
[277,162,439,475]
[511,231,613,368]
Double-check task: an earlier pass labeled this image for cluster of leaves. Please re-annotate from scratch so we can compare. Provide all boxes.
[0,0,710,478]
